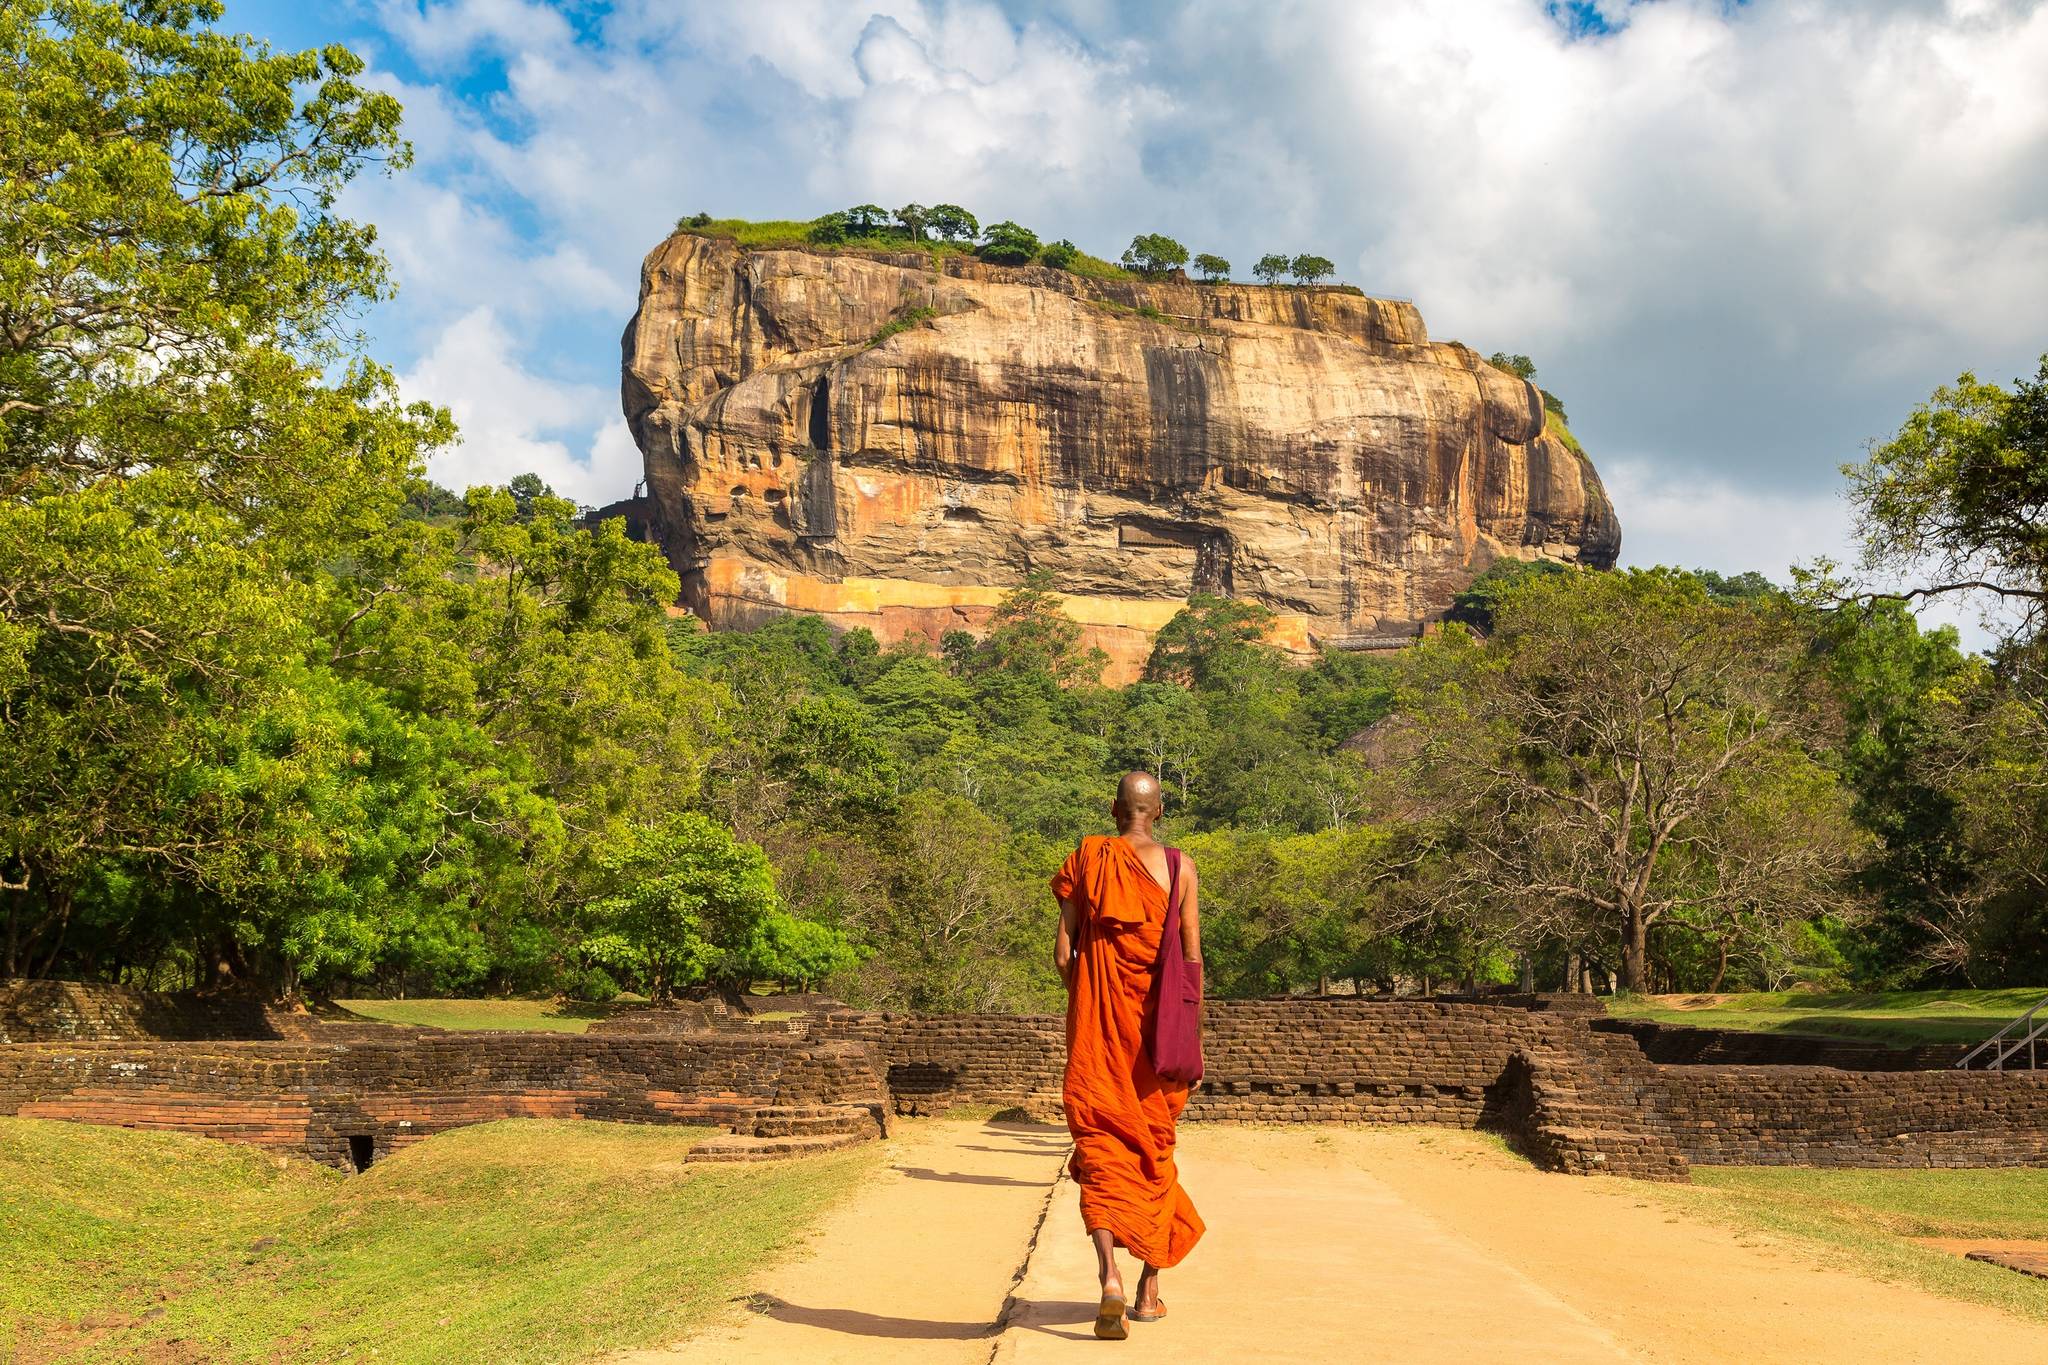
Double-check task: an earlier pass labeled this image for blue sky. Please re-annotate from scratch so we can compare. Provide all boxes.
[233,0,2048,641]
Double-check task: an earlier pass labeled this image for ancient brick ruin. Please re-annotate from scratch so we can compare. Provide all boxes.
[4,980,2046,1182]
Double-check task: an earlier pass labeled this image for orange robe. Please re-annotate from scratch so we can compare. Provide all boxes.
[1051,834,1205,1269]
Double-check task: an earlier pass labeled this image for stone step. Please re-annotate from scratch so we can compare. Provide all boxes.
[685,1131,870,1163]
[749,1111,882,1138]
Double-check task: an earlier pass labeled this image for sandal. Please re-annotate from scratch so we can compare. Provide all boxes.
[1094,1292,1129,1340]
[1129,1300,1167,1323]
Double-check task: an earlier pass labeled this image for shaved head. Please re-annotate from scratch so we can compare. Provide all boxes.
[1114,771,1164,818]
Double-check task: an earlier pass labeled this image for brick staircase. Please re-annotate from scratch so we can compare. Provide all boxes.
[685,1102,888,1163]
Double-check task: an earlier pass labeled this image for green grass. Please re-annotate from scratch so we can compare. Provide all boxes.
[1658,1165,2048,1323]
[0,1116,876,1363]
[1604,987,2048,1048]
[867,305,937,346]
[333,997,627,1033]
[1545,405,1587,457]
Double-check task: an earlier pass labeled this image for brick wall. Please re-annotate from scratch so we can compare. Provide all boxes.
[1647,1066,2048,1168]
[0,1032,885,1169]
[815,1011,1067,1117]
[815,1000,1591,1127]
[9,985,2047,1183]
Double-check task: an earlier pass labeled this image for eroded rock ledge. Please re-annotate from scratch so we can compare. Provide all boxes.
[621,235,1621,679]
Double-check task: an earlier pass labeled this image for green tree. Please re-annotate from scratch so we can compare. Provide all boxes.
[506,472,551,521]
[1252,253,1291,285]
[1443,558,1567,632]
[893,203,928,240]
[927,203,978,242]
[0,1,444,983]
[1845,357,2048,640]
[743,909,862,991]
[808,210,851,244]
[1038,238,1078,270]
[1192,253,1231,282]
[977,220,1040,265]
[1290,254,1335,285]
[845,203,890,235]
[1487,352,1537,381]
[1144,594,1283,691]
[580,814,793,1001]
[1402,569,1868,991]
[1122,233,1189,275]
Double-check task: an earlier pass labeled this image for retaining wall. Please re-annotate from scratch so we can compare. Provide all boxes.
[0,1033,885,1169]
[8,984,2048,1183]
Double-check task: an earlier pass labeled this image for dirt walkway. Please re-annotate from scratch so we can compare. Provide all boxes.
[625,1122,2047,1365]
[610,1119,1068,1365]
[1004,1127,2048,1364]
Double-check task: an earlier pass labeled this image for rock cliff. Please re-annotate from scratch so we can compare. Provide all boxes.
[621,233,1620,681]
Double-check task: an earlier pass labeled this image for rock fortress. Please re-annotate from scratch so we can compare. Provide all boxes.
[618,232,1621,681]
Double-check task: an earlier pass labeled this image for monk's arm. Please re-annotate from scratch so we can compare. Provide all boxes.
[1180,859,1202,963]
[1054,895,1080,981]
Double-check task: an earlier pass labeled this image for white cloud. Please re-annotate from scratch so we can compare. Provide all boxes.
[375,0,575,65]
[338,0,2048,646]
[400,307,636,504]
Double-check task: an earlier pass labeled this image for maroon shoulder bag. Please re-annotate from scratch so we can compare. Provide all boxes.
[1151,847,1204,1083]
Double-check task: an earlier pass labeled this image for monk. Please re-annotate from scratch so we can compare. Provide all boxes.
[1051,771,1205,1341]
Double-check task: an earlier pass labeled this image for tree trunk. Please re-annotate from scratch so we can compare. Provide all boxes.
[1619,907,1650,993]
[1708,940,1730,993]
[1517,955,1536,993]
[1564,949,1583,993]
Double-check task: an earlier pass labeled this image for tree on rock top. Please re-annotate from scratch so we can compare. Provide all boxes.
[1193,253,1231,282]
[1253,253,1291,285]
[1291,254,1335,285]
[928,203,978,242]
[1122,233,1189,275]
[977,220,1040,265]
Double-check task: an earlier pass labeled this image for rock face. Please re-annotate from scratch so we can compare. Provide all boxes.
[621,234,1620,681]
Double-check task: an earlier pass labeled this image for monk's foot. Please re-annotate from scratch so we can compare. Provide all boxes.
[1093,1287,1129,1341]
[1131,1273,1165,1321]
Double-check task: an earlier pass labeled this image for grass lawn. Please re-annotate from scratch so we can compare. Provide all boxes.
[333,997,628,1033]
[0,1116,877,1363]
[1661,1165,2048,1323]
[1604,987,2048,1048]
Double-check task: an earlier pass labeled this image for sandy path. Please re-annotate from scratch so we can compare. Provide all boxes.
[997,1127,1634,1363]
[1351,1128,2048,1364]
[610,1119,1070,1365]
[618,1121,2045,1365]
[998,1127,2048,1364]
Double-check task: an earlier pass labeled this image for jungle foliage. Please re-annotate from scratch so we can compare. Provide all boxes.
[4,5,2042,1008]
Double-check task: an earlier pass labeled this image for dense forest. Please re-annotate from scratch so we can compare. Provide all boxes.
[5,5,2046,1009]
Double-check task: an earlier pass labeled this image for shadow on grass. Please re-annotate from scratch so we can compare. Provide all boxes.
[1759,1014,2007,1047]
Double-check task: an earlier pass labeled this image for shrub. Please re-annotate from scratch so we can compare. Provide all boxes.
[1039,238,1078,270]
